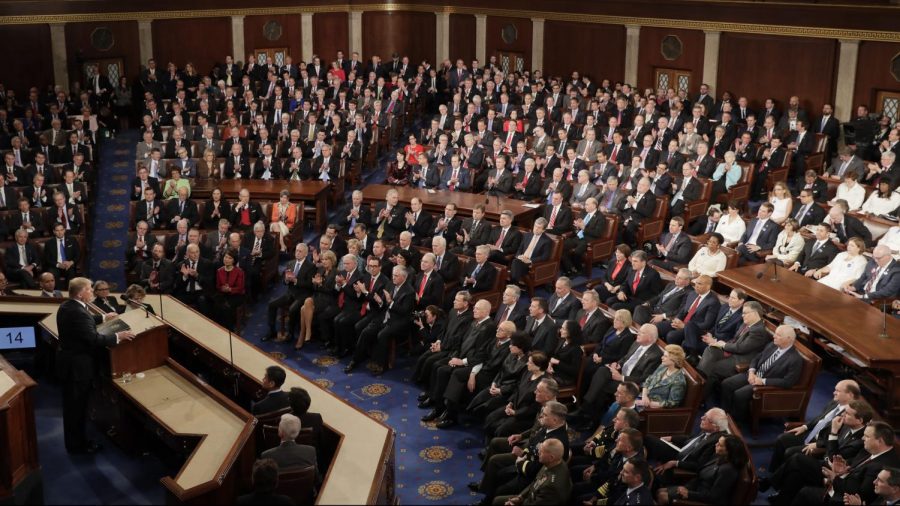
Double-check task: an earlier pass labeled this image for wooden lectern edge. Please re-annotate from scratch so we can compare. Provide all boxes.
[0,357,37,413]
[112,358,256,501]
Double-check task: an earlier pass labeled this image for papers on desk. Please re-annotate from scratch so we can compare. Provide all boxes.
[824,342,867,368]
[98,317,131,337]
[427,189,437,194]
[783,315,810,335]
[521,203,542,209]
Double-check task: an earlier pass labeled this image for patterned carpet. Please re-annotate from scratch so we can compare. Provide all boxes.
[86,131,138,290]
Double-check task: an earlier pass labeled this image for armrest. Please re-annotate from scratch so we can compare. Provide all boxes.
[734,364,749,374]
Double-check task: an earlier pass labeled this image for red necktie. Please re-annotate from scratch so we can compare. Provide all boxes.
[495,228,507,248]
[611,145,619,162]
[418,274,428,298]
[683,295,702,323]
[579,312,588,327]
[631,270,641,292]
[548,207,558,228]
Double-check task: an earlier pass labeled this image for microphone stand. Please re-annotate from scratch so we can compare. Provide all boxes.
[228,328,239,397]
[768,259,780,282]
[875,298,890,339]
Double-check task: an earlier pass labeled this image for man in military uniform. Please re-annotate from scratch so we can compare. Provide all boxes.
[493,438,572,505]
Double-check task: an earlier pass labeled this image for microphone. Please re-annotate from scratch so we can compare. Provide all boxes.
[755,271,764,280]
[120,294,151,317]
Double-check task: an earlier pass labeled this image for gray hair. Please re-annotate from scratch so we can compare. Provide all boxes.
[279,413,301,440]
[544,400,568,419]
[539,377,559,397]
[707,408,730,432]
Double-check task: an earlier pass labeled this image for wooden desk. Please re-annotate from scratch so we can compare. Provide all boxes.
[717,264,900,423]
[360,183,542,226]
[0,354,41,504]
[190,180,330,230]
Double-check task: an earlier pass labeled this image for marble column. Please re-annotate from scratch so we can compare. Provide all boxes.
[624,24,640,86]
[231,16,245,62]
[531,18,545,72]
[436,11,450,64]
[702,30,721,92]
[834,39,860,121]
[137,20,153,67]
[49,23,69,90]
[301,13,314,62]
[348,11,363,58]
[475,14,487,64]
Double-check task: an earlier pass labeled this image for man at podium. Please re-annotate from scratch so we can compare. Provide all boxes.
[56,277,135,454]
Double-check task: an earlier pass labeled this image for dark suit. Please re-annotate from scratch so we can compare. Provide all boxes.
[661,292,722,352]
[335,203,372,236]
[793,238,838,273]
[650,232,693,271]
[139,257,175,294]
[165,199,199,228]
[430,317,496,412]
[547,293,580,325]
[405,211,435,245]
[413,270,444,310]
[794,448,900,506]
[852,258,900,301]
[607,267,662,311]
[737,218,781,263]
[43,236,80,286]
[494,302,528,331]
[372,202,407,241]
[833,215,873,247]
[486,226,522,264]
[582,342,664,412]
[354,282,416,368]
[251,390,290,415]
[632,283,692,325]
[792,200,827,227]
[772,423,866,501]
[670,176,703,217]
[223,154,251,179]
[510,232,553,283]
[541,204,573,236]
[5,242,40,288]
[11,209,44,238]
[721,343,803,420]
[261,441,317,473]
[56,299,119,452]
[266,258,316,336]
[617,191,656,246]
[411,163,442,189]
[456,218,492,255]
[524,316,558,355]
[684,303,744,354]
[561,211,606,274]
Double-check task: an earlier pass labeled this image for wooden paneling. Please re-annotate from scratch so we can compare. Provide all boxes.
[637,26,705,94]
[361,11,436,66]
[543,21,624,82]
[151,18,231,73]
[854,41,900,112]
[312,12,348,65]
[65,21,140,84]
[449,13,476,65]
[243,14,302,62]
[0,24,52,93]
[718,33,837,115]
[485,16,532,71]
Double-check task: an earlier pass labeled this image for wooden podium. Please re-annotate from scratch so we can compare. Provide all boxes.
[98,308,170,377]
[0,354,42,506]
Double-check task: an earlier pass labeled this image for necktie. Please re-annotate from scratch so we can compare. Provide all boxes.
[524,234,539,258]
[531,318,539,333]
[59,240,66,262]
[418,274,428,298]
[660,286,679,304]
[19,245,26,267]
[579,311,589,327]
[705,219,715,233]
[683,295,703,323]
[578,214,592,239]
[472,263,482,277]
[864,266,881,293]
[758,349,782,377]
[679,433,708,458]
[622,347,644,377]
[0,189,5,208]
[717,308,733,327]
[436,255,442,270]
[631,270,641,292]
[548,207,558,228]
[495,228,507,248]
[805,405,843,444]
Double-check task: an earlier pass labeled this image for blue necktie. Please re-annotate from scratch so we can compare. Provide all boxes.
[578,214,592,239]
[59,240,66,261]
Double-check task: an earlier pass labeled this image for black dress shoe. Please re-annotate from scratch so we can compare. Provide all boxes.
[417,392,429,402]
[421,409,442,422]
[344,361,356,374]
[418,398,434,409]
[436,417,456,429]
[467,481,481,492]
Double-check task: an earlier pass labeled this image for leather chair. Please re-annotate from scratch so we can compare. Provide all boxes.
[684,179,712,227]
[583,214,619,278]
[275,465,317,506]
[635,195,669,246]
[749,337,822,436]
[256,406,293,454]
[518,231,563,297]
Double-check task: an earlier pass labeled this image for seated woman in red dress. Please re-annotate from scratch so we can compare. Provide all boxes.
[404,134,426,165]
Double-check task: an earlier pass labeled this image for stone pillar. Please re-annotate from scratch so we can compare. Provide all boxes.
[301,13,314,62]
[348,11,362,58]
[531,18,545,73]
[231,16,245,62]
[624,24,640,86]
[475,14,487,64]
[137,19,154,70]
[436,11,450,64]
[834,39,860,121]
[49,23,69,90]
[702,30,721,93]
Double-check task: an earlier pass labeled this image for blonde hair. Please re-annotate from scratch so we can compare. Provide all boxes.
[664,344,687,368]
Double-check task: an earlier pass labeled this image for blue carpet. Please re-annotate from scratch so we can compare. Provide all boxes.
[86,131,137,291]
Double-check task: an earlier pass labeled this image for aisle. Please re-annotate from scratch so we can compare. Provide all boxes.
[87,131,138,290]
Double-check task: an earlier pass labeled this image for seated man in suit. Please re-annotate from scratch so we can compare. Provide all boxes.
[607,250,663,311]
[644,407,729,484]
[658,275,721,360]
[542,190,573,236]
[797,170,829,204]
[404,197,435,245]
[140,243,175,294]
[173,243,214,315]
[825,146,866,181]
[371,188,407,241]
[6,229,41,288]
[793,421,900,506]
[736,202,780,264]
[288,387,325,468]
[410,152,441,189]
[260,413,318,478]
[486,210,522,264]
[843,244,900,303]
[720,324,803,421]
[617,177,657,247]
[513,158,543,200]
[455,204,492,256]
[650,216,694,272]
[43,223,80,289]
[236,459,293,506]
[38,272,62,297]
[165,187,199,229]
[827,204,873,247]
[697,300,771,400]
[12,197,44,238]
[336,190,372,236]
[251,365,290,414]
[50,190,83,235]
[493,284,528,330]
[792,188,827,227]
[789,223,839,274]
[510,217,553,284]
[571,324,664,429]
[522,297,558,356]
[570,169,599,210]
[484,155,514,196]
[459,245,497,296]
[439,154,471,192]
[547,277,581,325]
[560,197,605,277]
[633,268,693,325]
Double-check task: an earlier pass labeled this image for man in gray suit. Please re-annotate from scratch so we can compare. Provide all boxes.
[697,300,771,399]
[570,169,600,210]
[261,414,318,476]
[825,146,866,181]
